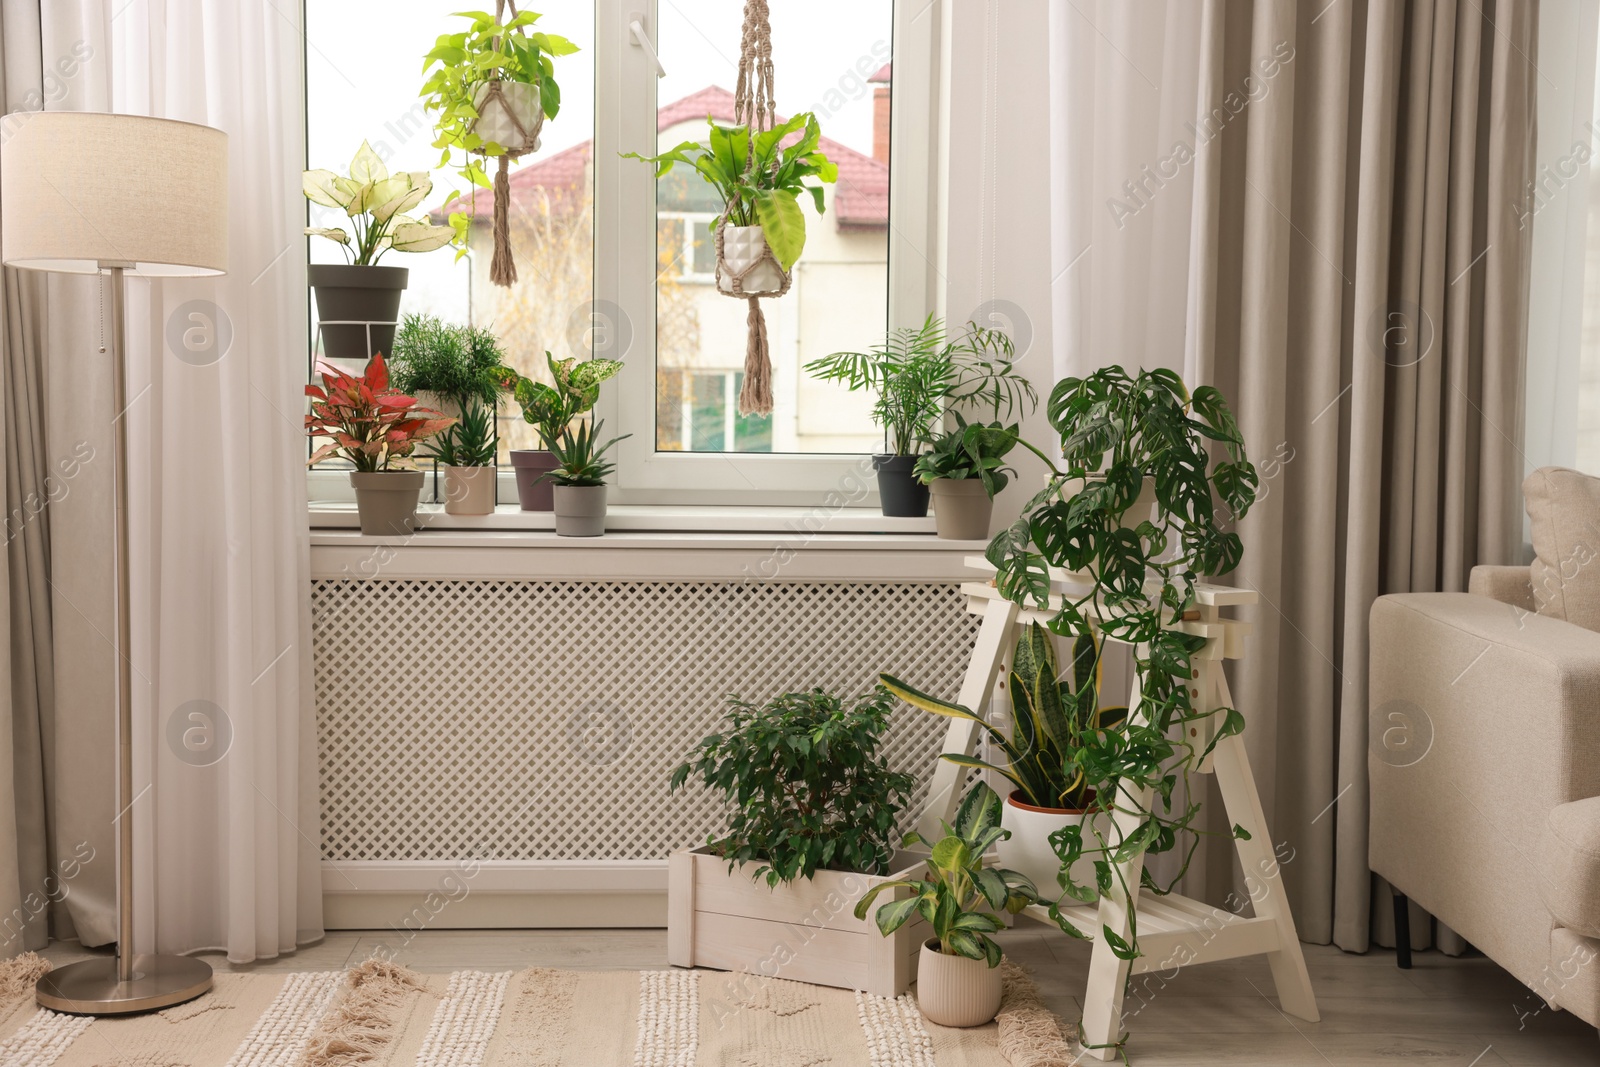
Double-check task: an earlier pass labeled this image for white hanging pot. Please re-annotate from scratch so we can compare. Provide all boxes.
[716,223,788,298]
[471,79,543,155]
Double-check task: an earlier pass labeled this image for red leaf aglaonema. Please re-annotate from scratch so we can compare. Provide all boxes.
[305,353,456,473]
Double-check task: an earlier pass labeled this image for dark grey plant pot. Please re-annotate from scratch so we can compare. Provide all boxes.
[350,470,424,536]
[553,484,607,537]
[873,454,930,518]
[510,450,559,511]
[930,478,994,540]
[309,264,408,360]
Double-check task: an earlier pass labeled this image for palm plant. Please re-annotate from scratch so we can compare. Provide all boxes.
[804,316,1034,456]
[389,314,510,409]
[542,419,629,487]
[882,622,1127,812]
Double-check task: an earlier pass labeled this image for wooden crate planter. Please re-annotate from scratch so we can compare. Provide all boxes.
[667,845,929,997]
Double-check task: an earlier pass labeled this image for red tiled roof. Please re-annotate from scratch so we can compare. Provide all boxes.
[440,86,887,230]
[869,62,891,83]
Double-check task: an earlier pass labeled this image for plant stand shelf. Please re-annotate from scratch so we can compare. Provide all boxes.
[923,557,1318,1060]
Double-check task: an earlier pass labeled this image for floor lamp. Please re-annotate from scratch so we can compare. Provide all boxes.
[1,111,228,1014]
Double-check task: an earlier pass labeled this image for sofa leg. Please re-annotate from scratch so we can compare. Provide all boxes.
[1393,892,1413,970]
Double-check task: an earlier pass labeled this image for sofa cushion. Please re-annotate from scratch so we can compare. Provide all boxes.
[1538,797,1600,940]
[1525,467,1600,633]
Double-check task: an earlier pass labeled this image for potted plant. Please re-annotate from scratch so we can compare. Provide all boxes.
[541,418,628,537]
[305,353,455,535]
[499,354,623,511]
[421,7,577,284]
[854,782,1036,1027]
[388,313,509,515]
[914,413,1022,540]
[805,316,1034,517]
[881,622,1128,898]
[666,688,926,997]
[981,366,1259,961]
[303,142,454,360]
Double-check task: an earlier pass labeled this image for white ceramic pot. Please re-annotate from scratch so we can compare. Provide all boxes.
[716,223,787,296]
[915,939,1003,1027]
[442,465,496,516]
[471,79,542,153]
[995,791,1099,901]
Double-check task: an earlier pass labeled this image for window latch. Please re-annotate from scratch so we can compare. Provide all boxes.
[629,16,667,79]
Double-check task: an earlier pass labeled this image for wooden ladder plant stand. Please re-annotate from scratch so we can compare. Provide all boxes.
[918,557,1319,1060]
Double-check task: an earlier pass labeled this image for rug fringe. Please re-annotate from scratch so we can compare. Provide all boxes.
[296,957,424,1066]
[997,961,1079,1067]
[0,952,50,1001]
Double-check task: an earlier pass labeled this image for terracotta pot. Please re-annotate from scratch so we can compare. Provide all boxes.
[716,223,787,296]
[509,450,559,511]
[349,470,424,536]
[996,791,1099,901]
[553,484,607,537]
[442,465,496,516]
[309,264,407,361]
[915,939,1003,1027]
[873,454,930,517]
[929,478,994,540]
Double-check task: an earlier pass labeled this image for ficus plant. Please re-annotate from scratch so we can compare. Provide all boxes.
[303,142,454,265]
[671,688,917,886]
[854,782,1036,966]
[882,621,1128,812]
[624,112,838,271]
[981,365,1260,963]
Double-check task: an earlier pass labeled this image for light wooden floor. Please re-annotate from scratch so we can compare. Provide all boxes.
[40,927,1599,1065]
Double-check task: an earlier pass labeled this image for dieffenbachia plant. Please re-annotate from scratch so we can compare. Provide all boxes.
[986,367,1260,963]
[498,352,624,450]
[303,141,453,265]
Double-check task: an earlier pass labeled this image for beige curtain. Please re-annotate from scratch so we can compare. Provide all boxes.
[1053,0,1539,952]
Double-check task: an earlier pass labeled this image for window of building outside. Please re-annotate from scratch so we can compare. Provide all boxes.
[305,1,897,487]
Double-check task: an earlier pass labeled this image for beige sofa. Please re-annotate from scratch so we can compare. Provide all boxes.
[1370,562,1600,1030]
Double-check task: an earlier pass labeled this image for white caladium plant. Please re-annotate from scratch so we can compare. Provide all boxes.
[303,141,454,266]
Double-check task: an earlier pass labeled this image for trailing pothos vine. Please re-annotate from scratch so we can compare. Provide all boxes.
[985,367,1260,973]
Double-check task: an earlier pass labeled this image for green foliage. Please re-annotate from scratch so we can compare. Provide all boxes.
[671,688,917,887]
[389,313,510,408]
[422,395,497,468]
[881,622,1126,813]
[500,352,624,448]
[979,365,1259,960]
[853,783,1036,966]
[804,316,1035,456]
[542,418,628,487]
[303,142,453,265]
[913,413,1020,498]
[623,112,837,270]
[420,8,580,253]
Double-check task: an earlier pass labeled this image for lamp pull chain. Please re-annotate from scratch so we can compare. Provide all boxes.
[97,273,106,354]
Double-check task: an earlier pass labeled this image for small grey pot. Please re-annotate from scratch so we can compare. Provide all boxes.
[552,484,607,537]
[929,478,994,540]
[350,470,424,536]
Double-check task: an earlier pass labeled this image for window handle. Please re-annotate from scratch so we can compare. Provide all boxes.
[629,17,667,79]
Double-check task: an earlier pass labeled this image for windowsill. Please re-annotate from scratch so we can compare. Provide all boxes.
[309,502,949,538]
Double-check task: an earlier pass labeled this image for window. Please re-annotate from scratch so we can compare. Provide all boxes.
[305,2,936,506]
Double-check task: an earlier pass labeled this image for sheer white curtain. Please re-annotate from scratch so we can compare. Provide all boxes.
[101,0,321,960]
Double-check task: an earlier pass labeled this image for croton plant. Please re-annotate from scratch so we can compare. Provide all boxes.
[305,353,456,473]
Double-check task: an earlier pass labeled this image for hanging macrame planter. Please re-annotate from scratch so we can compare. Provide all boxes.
[717,0,786,417]
[474,0,544,287]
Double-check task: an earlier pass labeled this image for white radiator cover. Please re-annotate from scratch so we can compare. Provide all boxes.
[313,579,980,867]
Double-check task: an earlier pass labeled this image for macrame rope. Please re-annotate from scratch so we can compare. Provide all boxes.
[725,0,783,416]
[480,0,542,287]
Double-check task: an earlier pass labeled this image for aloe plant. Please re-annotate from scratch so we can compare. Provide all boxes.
[854,782,1036,966]
[882,622,1127,812]
[541,418,628,487]
[624,112,838,271]
[303,142,453,265]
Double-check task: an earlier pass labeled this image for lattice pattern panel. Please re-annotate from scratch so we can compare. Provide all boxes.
[313,580,981,862]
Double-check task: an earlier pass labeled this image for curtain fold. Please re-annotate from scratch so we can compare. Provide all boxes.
[1050,0,1539,953]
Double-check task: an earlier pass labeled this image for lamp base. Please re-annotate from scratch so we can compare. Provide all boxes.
[35,955,213,1015]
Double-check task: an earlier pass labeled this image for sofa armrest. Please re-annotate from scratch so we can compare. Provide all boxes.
[1468,565,1536,612]
[1370,593,1600,988]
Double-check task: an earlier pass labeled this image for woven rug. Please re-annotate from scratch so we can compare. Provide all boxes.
[0,953,1078,1066]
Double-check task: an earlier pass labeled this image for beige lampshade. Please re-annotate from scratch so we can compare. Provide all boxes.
[0,111,228,276]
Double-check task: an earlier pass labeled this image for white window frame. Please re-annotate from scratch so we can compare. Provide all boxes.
[596,0,939,506]
[657,211,720,285]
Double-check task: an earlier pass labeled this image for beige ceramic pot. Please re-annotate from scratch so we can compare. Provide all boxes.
[915,939,1004,1027]
[443,465,496,516]
[349,470,423,536]
[930,478,994,540]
